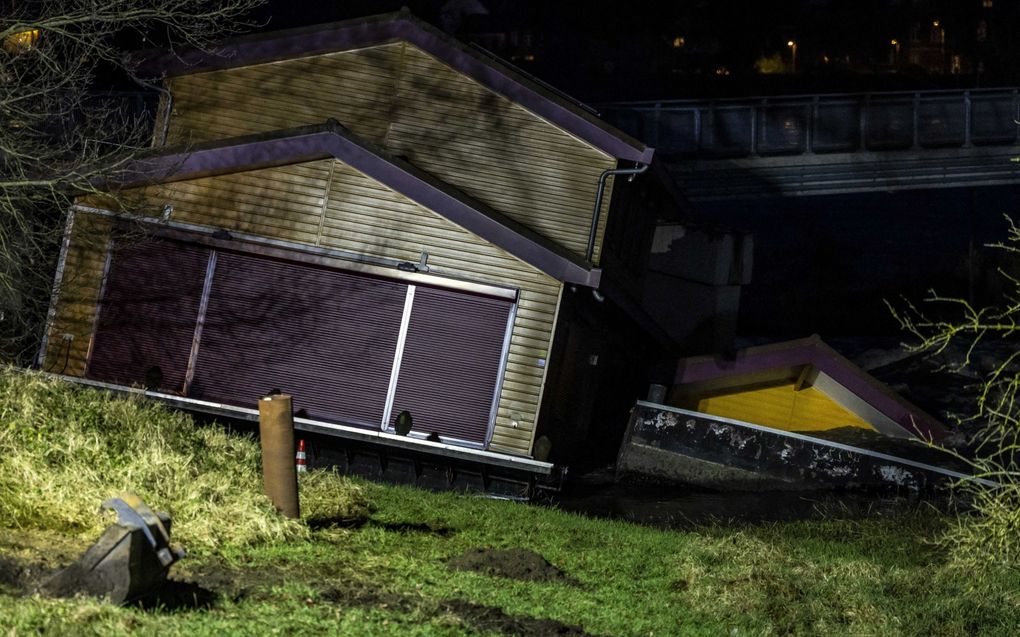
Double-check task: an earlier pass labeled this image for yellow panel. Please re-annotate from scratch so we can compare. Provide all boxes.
[696,384,875,432]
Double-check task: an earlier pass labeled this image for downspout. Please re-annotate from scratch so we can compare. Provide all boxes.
[586,163,650,262]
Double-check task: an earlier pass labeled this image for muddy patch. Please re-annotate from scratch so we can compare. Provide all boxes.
[440,599,599,637]
[0,554,51,592]
[132,580,217,611]
[319,581,416,614]
[448,548,576,584]
[172,562,292,603]
[1,551,215,611]
[318,581,600,637]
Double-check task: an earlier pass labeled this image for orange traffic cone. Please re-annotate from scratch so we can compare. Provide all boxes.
[295,439,307,473]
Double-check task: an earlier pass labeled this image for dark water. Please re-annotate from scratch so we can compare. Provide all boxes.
[544,470,943,529]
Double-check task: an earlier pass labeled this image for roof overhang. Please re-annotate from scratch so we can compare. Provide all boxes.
[140,11,654,165]
[110,121,601,287]
[673,335,948,441]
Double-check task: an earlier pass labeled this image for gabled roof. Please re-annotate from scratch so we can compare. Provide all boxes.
[140,10,654,164]
[673,335,947,441]
[114,120,601,287]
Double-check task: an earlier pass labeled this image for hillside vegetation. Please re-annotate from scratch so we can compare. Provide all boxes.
[0,370,1016,636]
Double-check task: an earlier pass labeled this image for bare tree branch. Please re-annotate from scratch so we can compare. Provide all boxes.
[0,0,264,361]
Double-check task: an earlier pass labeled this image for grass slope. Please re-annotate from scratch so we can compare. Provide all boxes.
[0,370,1018,636]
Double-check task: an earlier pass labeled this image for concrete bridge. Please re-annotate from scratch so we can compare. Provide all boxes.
[601,88,1020,200]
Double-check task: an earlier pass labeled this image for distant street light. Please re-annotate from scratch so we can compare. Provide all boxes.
[787,40,797,73]
[890,39,900,66]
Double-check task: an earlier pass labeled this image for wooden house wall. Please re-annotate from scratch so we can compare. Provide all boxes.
[163,41,617,263]
[63,159,562,455]
[42,214,113,376]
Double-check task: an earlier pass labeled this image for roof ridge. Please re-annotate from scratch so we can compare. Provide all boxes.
[138,11,653,163]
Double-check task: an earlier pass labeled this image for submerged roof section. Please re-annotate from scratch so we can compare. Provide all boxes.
[142,10,654,164]
[117,121,602,287]
[673,335,948,441]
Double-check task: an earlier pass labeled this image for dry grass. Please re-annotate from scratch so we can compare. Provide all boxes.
[0,368,369,554]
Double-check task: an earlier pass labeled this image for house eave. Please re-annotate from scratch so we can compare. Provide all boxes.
[109,122,601,288]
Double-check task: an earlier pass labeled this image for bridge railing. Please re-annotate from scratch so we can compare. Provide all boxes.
[601,88,1020,158]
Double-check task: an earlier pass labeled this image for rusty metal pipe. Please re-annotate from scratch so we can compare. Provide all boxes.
[258,394,299,518]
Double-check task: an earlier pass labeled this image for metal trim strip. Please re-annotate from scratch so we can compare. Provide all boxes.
[72,206,520,301]
[183,251,217,395]
[82,235,115,375]
[46,373,555,474]
[484,301,517,449]
[382,285,415,431]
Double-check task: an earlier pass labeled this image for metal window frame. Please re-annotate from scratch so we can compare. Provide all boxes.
[378,283,517,451]
[82,235,116,375]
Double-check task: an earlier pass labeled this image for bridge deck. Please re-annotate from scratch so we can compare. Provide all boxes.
[602,88,1020,198]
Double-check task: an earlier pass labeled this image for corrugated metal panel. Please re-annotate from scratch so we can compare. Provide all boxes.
[389,285,511,442]
[42,214,113,376]
[86,237,209,392]
[190,251,407,426]
[164,41,617,263]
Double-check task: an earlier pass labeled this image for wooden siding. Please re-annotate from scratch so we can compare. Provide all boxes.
[42,214,113,376]
[163,41,617,264]
[59,158,561,455]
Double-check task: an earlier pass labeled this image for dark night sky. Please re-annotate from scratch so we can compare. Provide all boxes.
[254,0,1020,100]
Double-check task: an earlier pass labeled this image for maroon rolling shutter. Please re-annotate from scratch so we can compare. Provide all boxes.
[189,251,406,426]
[389,285,511,444]
[87,238,209,392]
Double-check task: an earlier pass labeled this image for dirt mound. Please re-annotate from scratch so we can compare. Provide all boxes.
[448,548,574,584]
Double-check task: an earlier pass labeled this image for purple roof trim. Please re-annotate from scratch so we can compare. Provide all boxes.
[674,336,947,441]
[115,122,600,287]
[142,12,654,164]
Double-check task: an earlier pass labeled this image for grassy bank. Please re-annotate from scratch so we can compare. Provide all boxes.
[1,371,1018,636]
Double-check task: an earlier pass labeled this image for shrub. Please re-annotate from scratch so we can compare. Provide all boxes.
[888,216,1020,569]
